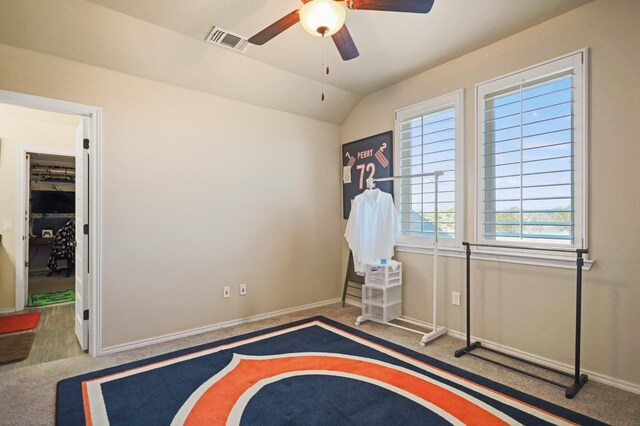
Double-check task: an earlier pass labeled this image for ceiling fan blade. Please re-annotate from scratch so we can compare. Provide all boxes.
[332,24,359,61]
[349,0,434,13]
[248,10,300,45]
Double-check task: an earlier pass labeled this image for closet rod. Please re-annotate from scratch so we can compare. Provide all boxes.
[363,170,447,346]
[465,242,587,255]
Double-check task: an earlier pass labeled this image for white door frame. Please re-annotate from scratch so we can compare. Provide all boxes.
[1,90,102,357]
[17,146,76,306]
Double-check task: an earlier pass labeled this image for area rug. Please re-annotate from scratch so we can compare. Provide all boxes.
[0,312,40,334]
[56,316,603,425]
[28,289,75,307]
[0,332,35,365]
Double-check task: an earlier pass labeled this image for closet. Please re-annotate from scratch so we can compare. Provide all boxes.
[27,153,75,293]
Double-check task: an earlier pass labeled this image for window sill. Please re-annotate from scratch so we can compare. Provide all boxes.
[395,243,593,271]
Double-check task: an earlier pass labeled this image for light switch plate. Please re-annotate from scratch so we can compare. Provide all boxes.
[2,220,12,231]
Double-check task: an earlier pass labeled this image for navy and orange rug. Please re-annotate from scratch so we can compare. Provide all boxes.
[56,316,603,425]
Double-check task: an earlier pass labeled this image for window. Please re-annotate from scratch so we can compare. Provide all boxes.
[395,90,463,248]
[477,51,587,250]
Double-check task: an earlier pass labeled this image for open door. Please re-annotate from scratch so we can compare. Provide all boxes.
[75,119,89,351]
[23,153,31,305]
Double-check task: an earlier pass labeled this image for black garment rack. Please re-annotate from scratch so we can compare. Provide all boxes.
[454,242,589,399]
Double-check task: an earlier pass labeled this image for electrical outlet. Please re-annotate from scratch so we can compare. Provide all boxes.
[452,291,460,306]
[240,283,247,296]
[223,286,231,298]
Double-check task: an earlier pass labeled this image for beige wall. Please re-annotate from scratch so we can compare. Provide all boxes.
[0,43,343,347]
[0,106,79,309]
[1,0,637,389]
[0,0,360,124]
[341,0,640,386]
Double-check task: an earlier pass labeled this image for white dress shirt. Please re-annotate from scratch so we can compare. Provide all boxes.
[345,189,400,274]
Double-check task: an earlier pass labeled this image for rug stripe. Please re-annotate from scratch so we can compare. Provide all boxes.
[320,322,578,426]
[84,321,575,426]
[81,382,93,426]
[56,317,603,425]
[231,372,465,425]
[171,353,521,426]
[83,322,322,424]
[180,355,510,425]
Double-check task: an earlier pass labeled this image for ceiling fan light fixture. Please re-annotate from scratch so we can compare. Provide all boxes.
[299,0,346,37]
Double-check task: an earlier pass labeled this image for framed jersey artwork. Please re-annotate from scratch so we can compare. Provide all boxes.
[342,131,393,219]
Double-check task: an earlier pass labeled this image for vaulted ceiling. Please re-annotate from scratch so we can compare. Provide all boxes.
[0,0,592,123]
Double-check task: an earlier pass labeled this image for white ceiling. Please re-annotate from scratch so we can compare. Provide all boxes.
[85,0,592,95]
[0,0,592,124]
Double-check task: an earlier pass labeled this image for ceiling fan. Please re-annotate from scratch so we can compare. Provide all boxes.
[248,0,435,61]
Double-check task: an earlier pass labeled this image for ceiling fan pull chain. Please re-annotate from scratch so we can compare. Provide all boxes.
[326,35,330,76]
[321,36,327,101]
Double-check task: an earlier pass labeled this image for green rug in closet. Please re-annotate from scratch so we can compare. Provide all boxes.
[28,289,75,307]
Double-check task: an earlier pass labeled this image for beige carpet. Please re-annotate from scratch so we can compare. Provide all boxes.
[0,303,638,425]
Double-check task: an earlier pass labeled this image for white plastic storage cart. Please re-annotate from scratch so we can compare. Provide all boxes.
[356,262,402,325]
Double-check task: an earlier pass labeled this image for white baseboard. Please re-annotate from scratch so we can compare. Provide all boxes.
[0,307,17,314]
[100,298,341,356]
[100,301,640,395]
[402,315,640,395]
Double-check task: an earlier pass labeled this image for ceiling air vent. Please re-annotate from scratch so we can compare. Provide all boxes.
[206,27,250,53]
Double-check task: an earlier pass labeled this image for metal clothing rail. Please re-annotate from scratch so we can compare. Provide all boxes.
[454,242,589,398]
[355,171,447,346]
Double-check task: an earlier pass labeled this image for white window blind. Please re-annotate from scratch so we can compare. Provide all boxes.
[477,51,586,249]
[395,91,463,248]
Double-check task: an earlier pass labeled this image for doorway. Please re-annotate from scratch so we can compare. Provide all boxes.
[23,152,85,366]
[26,153,76,302]
[0,90,101,359]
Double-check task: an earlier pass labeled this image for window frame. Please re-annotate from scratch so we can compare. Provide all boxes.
[394,89,464,250]
[475,49,588,258]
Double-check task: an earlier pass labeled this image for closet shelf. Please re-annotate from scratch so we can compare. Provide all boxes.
[30,213,75,219]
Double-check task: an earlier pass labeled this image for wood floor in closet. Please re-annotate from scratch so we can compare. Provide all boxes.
[0,303,86,372]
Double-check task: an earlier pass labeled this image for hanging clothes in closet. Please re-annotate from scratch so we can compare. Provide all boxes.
[344,188,400,274]
[47,219,75,275]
